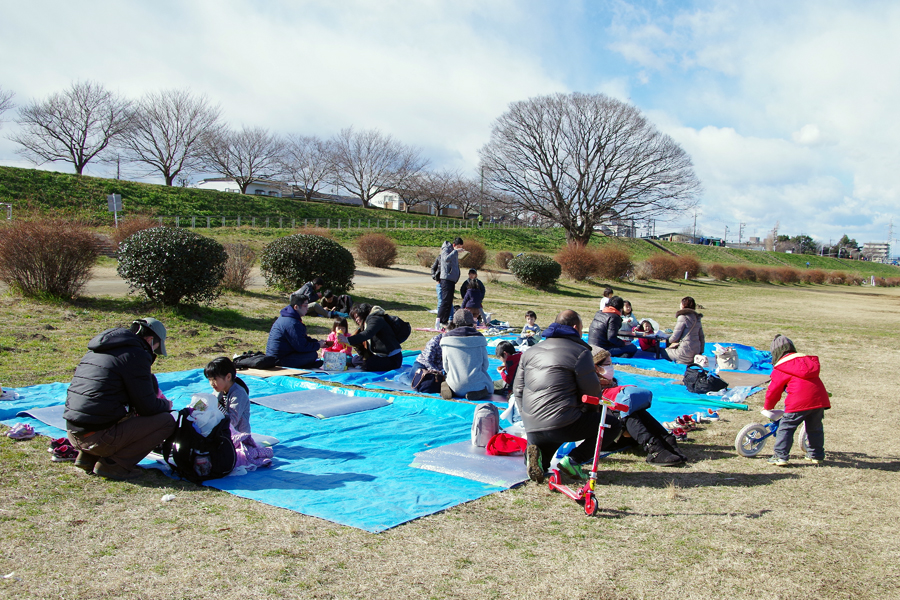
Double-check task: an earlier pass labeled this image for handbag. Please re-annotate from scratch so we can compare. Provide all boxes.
[411,368,444,394]
[683,364,728,394]
[713,345,739,370]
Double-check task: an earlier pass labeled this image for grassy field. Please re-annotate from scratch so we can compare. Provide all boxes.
[1,254,899,599]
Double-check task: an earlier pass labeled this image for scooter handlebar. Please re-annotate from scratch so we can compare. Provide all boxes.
[582,395,630,413]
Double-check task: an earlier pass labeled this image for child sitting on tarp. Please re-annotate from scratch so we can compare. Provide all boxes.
[494,341,521,396]
[204,357,272,471]
[205,357,251,434]
[323,317,354,366]
[591,347,687,466]
[636,320,661,355]
[517,311,542,346]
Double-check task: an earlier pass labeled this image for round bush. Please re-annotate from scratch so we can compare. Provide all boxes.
[675,256,701,279]
[556,244,599,281]
[495,251,514,270]
[0,219,99,298]
[416,248,437,267]
[707,263,728,281]
[646,255,679,280]
[808,269,827,284]
[117,227,227,305]
[356,233,398,268]
[595,248,633,280]
[755,268,772,283]
[509,254,561,289]
[261,234,355,294]
[459,240,487,270]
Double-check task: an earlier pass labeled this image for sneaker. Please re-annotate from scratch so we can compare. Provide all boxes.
[557,455,587,479]
[767,455,790,466]
[645,443,684,466]
[333,311,349,318]
[50,445,79,462]
[6,423,35,440]
[74,450,99,474]
[94,459,143,481]
[804,456,823,465]
[525,444,544,484]
[48,437,68,451]
[440,382,453,400]
[672,428,689,442]
[465,388,491,401]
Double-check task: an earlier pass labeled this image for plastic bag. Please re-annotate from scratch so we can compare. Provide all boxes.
[187,393,225,437]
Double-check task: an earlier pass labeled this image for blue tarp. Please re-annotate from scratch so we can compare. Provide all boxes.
[1,370,503,533]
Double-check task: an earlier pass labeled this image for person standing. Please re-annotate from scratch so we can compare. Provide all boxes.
[437,237,465,327]
[63,318,176,480]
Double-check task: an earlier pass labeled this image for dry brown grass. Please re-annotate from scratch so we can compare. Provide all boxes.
[2,278,900,599]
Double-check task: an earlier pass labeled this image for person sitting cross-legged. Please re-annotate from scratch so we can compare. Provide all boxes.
[265,293,327,369]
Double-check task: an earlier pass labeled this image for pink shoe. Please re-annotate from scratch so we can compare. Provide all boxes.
[6,424,35,440]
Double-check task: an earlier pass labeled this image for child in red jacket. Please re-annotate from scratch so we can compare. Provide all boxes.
[764,335,830,465]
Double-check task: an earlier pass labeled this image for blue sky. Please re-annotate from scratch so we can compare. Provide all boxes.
[1,0,898,247]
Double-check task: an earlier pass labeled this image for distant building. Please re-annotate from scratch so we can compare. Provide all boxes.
[369,190,406,211]
[862,242,890,263]
[195,178,285,197]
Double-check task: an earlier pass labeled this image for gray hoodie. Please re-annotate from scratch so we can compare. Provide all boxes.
[439,241,460,282]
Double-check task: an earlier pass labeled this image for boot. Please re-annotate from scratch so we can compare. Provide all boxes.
[663,434,689,462]
[644,440,684,466]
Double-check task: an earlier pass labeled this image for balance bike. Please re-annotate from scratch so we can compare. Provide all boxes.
[547,394,629,516]
[734,409,808,457]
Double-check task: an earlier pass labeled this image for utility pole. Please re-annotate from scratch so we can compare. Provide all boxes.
[724,225,729,245]
[738,222,745,244]
[692,211,697,240]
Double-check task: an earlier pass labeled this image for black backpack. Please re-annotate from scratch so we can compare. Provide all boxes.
[162,408,237,484]
[683,364,728,394]
[233,351,279,370]
[430,256,441,282]
[384,314,412,343]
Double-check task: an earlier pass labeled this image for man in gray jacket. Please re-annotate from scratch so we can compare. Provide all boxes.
[437,237,464,327]
[513,310,615,483]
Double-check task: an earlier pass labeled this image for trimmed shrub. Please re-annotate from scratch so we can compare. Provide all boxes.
[416,248,436,267]
[261,234,355,293]
[771,267,800,284]
[738,267,757,282]
[118,227,227,305]
[556,244,600,281]
[675,256,701,279]
[595,248,633,280]
[724,265,742,280]
[633,260,654,281]
[847,274,864,286]
[755,268,772,283]
[509,254,561,289]
[0,219,99,298]
[646,255,679,280]
[495,251,514,269]
[707,263,728,281]
[222,243,257,292]
[808,269,827,284]
[112,216,159,249]
[356,233,398,268]
[459,240,487,270]
[826,271,847,285]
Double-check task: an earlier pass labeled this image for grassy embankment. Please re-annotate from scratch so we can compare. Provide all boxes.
[2,165,898,277]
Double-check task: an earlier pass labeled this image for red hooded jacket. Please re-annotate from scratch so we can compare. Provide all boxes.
[764,353,830,412]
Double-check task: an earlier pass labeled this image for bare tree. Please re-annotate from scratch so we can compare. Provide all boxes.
[452,176,485,220]
[0,86,14,126]
[10,81,132,175]
[280,134,333,201]
[479,92,700,245]
[120,89,223,185]
[329,127,428,208]
[389,173,431,213]
[201,126,284,194]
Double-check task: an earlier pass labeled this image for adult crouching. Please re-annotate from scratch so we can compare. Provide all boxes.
[341,303,403,372]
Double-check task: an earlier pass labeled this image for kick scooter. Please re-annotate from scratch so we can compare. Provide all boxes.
[547,394,629,516]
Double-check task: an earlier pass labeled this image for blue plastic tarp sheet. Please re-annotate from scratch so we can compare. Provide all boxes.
[1,369,503,533]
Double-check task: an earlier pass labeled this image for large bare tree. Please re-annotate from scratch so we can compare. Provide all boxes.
[329,127,428,208]
[201,126,284,194]
[479,92,700,245]
[11,81,133,175]
[0,86,14,126]
[120,89,223,185]
[280,134,333,201]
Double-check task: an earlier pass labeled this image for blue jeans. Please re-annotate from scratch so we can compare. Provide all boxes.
[773,408,825,460]
[436,283,443,313]
[608,344,637,358]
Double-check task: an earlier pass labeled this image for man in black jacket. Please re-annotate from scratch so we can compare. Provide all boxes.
[513,310,618,484]
[588,296,637,358]
[63,318,176,480]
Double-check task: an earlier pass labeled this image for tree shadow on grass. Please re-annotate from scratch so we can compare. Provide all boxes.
[350,294,431,312]
[596,507,774,520]
[70,296,276,332]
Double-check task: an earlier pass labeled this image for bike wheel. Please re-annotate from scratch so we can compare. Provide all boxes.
[626,270,635,283]
[735,423,769,457]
